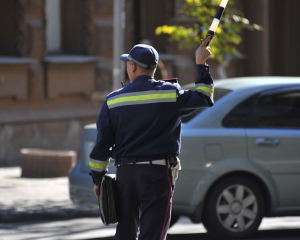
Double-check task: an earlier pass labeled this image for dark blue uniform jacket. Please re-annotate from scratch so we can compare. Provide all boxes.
[89,65,214,183]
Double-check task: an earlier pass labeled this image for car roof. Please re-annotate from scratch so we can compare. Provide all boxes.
[214,76,300,90]
[182,76,300,91]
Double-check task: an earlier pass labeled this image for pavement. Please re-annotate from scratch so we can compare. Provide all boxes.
[2,167,300,240]
[0,167,99,223]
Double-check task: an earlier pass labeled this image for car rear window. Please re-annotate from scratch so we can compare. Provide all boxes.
[247,91,300,128]
[222,87,300,129]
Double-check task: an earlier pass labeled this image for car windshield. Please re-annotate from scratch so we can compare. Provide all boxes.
[181,87,232,123]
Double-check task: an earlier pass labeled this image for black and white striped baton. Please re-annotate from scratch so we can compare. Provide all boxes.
[205,0,228,46]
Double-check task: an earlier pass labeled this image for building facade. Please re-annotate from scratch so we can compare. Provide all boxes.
[0,0,299,165]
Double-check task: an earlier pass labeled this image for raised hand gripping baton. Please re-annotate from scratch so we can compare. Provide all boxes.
[206,0,228,46]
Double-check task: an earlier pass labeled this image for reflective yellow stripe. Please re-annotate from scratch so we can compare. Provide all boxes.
[196,86,214,96]
[107,92,176,107]
[89,161,109,170]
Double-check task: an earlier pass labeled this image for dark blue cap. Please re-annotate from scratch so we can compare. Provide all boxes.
[120,44,159,69]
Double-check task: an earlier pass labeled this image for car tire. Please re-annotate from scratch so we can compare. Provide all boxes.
[202,175,264,239]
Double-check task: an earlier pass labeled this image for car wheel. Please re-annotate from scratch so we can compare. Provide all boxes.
[202,176,264,239]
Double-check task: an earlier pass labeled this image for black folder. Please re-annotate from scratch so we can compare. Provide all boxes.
[98,175,117,226]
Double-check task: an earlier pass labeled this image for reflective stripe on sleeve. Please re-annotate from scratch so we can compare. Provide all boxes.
[89,158,110,172]
[107,90,176,109]
[195,83,214,97]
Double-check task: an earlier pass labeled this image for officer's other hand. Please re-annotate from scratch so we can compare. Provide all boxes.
[94,184,100,198]
[195,37,212,65]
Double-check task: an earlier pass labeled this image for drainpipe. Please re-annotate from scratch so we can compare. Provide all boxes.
[112,0,125,90]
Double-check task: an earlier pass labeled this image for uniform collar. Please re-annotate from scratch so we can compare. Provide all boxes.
[132,75,154,83]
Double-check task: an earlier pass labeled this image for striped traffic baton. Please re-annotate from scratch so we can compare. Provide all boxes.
[205,0,229,46]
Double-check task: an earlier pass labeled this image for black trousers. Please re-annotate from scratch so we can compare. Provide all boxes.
[113,164,173,240]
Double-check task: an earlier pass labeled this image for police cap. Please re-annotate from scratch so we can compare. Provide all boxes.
[120,44,159,69]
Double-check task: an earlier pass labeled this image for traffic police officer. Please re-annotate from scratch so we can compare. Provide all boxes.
[89,37,214,240]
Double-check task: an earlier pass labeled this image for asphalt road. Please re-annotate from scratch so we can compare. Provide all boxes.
[1,216,300,240]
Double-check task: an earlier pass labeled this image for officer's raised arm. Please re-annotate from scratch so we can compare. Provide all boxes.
[177,36,214,111]
[193,37,214,107]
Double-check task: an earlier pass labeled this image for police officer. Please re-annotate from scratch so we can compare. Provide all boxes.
[90,37,214,240]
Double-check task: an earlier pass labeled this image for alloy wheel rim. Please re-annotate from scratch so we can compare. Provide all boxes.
[216,184,258,232]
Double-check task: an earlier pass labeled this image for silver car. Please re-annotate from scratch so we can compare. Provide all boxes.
[69,76,300,239]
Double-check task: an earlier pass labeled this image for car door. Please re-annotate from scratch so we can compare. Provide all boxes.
[246,86,300,208]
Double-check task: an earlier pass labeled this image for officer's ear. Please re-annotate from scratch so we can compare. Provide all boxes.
[130,61,138,72]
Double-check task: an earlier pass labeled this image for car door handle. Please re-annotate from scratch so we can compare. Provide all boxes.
[255,138,280,146]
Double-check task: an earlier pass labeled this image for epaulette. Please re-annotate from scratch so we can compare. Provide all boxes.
[158,78,178,84]
[111,88,123,93]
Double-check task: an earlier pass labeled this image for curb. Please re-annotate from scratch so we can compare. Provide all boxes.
[0,208,100,223]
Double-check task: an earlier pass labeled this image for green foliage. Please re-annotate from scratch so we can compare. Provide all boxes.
[155,0,263,61]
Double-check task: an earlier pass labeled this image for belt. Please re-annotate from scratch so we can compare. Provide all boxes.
[116,159,168,167]
[116,155,168,166]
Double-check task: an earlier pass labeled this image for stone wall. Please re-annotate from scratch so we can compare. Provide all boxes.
[0,97,102,166]
[0,0,112,166]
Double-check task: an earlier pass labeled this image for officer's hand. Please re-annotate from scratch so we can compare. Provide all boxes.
[94,184,100,198]
[195,37,212,65]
